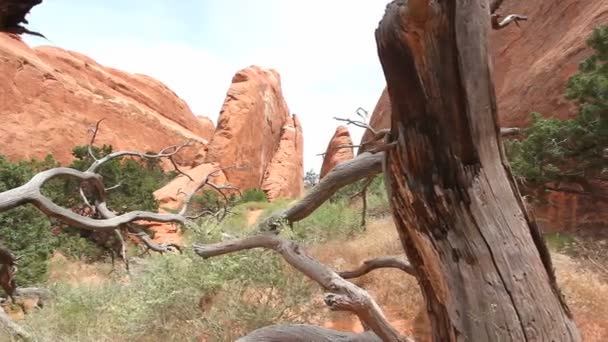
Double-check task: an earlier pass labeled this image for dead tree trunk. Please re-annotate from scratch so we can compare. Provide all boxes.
[376,1,580,341]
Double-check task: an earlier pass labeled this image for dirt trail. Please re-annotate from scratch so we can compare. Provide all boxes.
[246,209,263,227]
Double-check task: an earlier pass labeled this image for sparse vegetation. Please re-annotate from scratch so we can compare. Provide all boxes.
[0,144,174,286]
[506,25,607,200]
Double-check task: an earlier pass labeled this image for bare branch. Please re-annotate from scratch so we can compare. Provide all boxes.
[338,256,415,279]
[316,144,361,157]
[194,235,408,342]
[0,306,31,341]
[86,140,192,173]
[492,13,528,30]
[500,127,521,136]
[127,224,182,254]
[334,117,372,131]
[257,152,384,231]
[104,182,122,192]
[87,119,105,161]
[237,324,383,341]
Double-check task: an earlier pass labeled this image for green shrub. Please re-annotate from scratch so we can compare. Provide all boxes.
[22,220,313,341]
[0,143,175,286]
[0,155,62,286]
[505,25,607,193]
[238,188,268,204]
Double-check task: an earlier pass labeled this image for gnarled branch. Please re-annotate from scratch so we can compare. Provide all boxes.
[258,152,384,231]
[194,235,409,342]
[339,256,415,279]
[237,324,383,342]
[0,306,30,341]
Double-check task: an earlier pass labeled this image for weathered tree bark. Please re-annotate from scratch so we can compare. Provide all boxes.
[376,1,580,341]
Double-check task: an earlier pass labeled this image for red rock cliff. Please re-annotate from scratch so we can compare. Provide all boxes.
[261,114,304,201]
[0,33,211,165]
[320,126,354,179]
[359,0,608,233]
[490,0,608,126]
[204,65,292,192]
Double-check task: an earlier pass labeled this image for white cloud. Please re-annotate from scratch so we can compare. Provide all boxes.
[24,0,392,172]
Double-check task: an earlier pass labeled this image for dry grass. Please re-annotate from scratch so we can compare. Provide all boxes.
[308,216,424,337]
[554,253,608,341]
[307,215,608,341]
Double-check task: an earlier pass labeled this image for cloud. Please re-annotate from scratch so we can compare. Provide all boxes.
[24,0,391,172]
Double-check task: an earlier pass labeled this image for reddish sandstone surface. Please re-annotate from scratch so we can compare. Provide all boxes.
[261,114,304,201]
[490,0,608,126]
[0,33,211,166]
[196,116,215,141]
[359,87,390,155]
[320,126,354,179]
[204,65,292,192]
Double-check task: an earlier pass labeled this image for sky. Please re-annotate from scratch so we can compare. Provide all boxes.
[23,0,391,173]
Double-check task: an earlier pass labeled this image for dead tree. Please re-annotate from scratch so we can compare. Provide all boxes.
[375,0,579,340]
[0,0,45,37]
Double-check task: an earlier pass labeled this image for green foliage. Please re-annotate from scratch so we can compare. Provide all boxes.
[22,219,313,341]
[303,169,319,187]
[0,155,62,285]
[65,145,174,212]
[0,144,174,286]
[190,189,221,212]
[237,188,268,204]
[506,25,607,186]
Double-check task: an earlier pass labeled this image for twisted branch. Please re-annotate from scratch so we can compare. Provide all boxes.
[194,235,410,342]
[338,256,415,279]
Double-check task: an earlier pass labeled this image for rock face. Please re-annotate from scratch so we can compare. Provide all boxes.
[196,116,215,141]
[261,114,304,201]
[320,126,354,179]
[361,0,608,135]
[533,181,608,235]
[358,1,608,233]
[204,65,292,192]
[0,33,209,166]
[359,87,390,155]
[490,0,608,126]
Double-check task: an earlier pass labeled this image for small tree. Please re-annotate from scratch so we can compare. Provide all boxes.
[303,169,319,188]
[506,25,607,201]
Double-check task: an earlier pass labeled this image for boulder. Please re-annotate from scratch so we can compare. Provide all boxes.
[261,114,304,201]
[320,126,354,179]
[0,33,207,166]
[204,65,291,191]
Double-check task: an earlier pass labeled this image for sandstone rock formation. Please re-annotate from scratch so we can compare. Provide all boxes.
[358,87,390,155]
[0,33,210,166]
[361,0,608,139]
[356,1,608,233]
[533,181,608,235]
[261,114,304,201]
[196,116,215,141]
[490,0,608,126]
[204,65,293,192]
[148,163,228,243]
[320,126,354,179]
